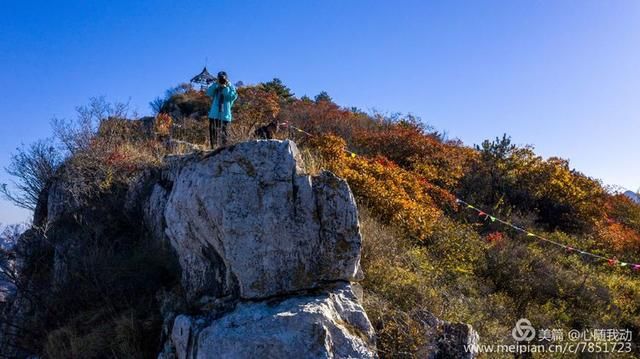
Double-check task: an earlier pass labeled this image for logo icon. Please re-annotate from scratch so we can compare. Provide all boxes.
[512,318,536,341]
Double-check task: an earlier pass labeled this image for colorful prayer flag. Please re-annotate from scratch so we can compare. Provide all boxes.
[457,198,640,273]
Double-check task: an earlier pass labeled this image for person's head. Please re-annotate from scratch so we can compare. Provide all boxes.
[217,71,229,86]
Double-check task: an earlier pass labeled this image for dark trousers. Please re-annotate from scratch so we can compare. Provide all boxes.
[209,118,228,149]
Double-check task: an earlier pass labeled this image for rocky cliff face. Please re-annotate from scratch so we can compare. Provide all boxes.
[0,140,377,358]
[0,139,484,358]
[129,140,377,358]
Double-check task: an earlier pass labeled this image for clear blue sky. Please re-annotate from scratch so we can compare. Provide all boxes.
[1,0,639,224]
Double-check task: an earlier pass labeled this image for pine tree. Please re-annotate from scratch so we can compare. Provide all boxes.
[260,78,294,102]
[314,91,333,103]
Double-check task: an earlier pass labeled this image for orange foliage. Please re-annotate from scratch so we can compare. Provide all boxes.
[598,222,640,255]
[598,195,640,255]
[280,100,374,141]
[307,134,455,240]
[234,86,280,126]
[485,231,505,243]
[459,136,606,233]
[154,113,173,137]
[352,122,477,190]
[605,194,640,232]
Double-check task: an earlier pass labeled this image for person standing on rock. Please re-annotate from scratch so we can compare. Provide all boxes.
[206,71,238,149]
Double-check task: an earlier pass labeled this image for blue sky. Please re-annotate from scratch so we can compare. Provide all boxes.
[1,0,639,224]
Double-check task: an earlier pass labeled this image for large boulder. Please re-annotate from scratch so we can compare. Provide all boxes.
[141,140,377,358]
[162,283,376,359]
[413,310,480,359]
[159,140,363,301]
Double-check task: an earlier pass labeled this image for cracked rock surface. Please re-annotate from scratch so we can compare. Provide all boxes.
[168,283,376,359]
[142,140,376,358]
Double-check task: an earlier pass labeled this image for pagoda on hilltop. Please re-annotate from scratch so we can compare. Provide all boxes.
[190,67,215,90]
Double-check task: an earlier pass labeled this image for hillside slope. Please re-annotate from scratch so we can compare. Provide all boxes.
[1,83,639,357]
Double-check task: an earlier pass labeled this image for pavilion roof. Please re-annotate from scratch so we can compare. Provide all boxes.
[191,67,215,84]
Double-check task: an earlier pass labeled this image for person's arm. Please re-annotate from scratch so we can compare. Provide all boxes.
[206,83,218,97]
[223,85,237,102]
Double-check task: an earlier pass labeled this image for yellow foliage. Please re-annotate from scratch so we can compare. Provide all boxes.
[307,134,448,240]
[154,113,173,137]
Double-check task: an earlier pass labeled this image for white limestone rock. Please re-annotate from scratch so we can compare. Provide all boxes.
[162,140,363,301]
[174,283,376,359]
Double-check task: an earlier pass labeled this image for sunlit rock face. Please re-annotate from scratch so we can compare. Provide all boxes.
[144,140,376,358]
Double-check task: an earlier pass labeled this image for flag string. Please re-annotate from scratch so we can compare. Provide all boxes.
[278,121,640,272]
[455,198,640,271]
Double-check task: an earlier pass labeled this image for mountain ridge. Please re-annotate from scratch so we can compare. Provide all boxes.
[0,84,638,357]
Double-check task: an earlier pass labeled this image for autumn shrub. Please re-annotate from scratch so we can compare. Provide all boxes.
[153,113,173,138]
[97,117,150,143]
[607,194,640,231]
[352,118,477,190]
[485,231,505,243]
[49,115,169,211]
[213,85,282,144]
[601,271,640,333]
[280,98,376,143]
[363,293,427,358]
[359,211,485,319]
[317,124,640,356]
[599,194,640,255]
[480,231,640,339]
[171,117,208,146]
[306,134,453,240]
[359,202,505,356]
[597,222,640,258]
[160,84,210,119]
[359,210,433,357]
[424,217,487,278]
[458,135,606,234]
[360,209,435,309]
[233,86,280,127]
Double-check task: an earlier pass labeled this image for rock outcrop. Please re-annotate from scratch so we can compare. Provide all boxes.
[132,140,377,358]
[168,283,375,359]
[413,311,480,359]
[0,138,486,358]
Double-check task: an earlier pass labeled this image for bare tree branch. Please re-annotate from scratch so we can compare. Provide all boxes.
[1,141,61,210]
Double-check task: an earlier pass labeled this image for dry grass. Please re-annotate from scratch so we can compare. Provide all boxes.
[358,209,434,357]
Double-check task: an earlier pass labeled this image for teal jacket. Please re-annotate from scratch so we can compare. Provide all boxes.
[206,83,238,121]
